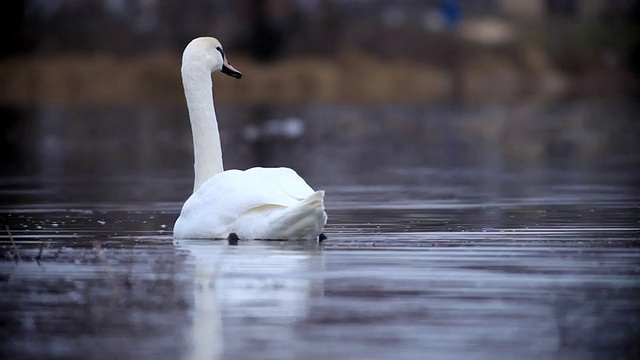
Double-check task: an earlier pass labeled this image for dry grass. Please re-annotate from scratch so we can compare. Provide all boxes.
[5,225,20,261]
[0,49,569,106]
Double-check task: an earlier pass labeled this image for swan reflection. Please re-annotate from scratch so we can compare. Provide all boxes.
[173,239,324,359]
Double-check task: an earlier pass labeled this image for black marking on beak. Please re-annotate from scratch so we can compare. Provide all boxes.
[217,46,242,79]
[216,46,225,58]
[222,64,242,79]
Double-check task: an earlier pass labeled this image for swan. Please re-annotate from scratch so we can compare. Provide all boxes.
[173,37,327,240]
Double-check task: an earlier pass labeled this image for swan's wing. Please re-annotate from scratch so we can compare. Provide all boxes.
[207,167,314,209]
[174,167,318,239]
[243,167,315,200]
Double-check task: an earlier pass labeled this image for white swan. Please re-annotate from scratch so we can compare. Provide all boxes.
[173,37,327,240]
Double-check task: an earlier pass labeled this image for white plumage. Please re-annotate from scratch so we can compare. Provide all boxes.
[173,37,327,240]
[174,167,326,239]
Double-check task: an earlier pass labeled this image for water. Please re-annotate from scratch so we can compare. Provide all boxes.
[1,102,639,359]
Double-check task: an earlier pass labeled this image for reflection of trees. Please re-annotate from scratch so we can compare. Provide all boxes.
[0,240,194,358]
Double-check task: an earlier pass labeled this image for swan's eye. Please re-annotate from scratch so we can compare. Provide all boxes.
[216,46,225,59]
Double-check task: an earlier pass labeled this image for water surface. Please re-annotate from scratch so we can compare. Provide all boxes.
[1,102,639,359]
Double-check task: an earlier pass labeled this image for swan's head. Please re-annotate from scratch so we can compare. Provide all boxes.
[182,37,242,79]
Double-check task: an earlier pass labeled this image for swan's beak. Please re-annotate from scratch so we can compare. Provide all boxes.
[221,59,242,79]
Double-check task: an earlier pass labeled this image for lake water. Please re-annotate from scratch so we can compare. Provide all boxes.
[1,101,639,359]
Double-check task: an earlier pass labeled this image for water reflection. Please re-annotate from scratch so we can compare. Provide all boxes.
[0,101,639,359]
[316,247,640,360]
[0,236,192,359]
[2,101,638,189]
[174,239,224,360]
[174,238,324,359]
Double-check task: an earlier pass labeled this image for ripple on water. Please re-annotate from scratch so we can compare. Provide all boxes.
[1,105,640,359]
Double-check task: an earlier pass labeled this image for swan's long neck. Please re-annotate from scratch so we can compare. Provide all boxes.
[182,62,223,193]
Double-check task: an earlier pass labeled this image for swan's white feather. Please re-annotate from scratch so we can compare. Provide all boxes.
[174,167,326,240]
[173,37,326,240]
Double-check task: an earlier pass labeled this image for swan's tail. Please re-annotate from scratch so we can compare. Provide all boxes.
[269,190,326,240]
[300,190,324,208]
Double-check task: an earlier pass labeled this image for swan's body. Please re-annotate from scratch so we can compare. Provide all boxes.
[174,168,325,240]
[173,37,326,240]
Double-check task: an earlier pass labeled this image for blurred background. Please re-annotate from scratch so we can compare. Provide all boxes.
[0,0,638,190]
[2,3,640,359]
[3,0,639,104]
